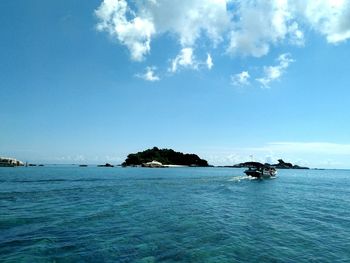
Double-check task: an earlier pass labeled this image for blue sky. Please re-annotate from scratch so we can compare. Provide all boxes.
[1,0,350,168]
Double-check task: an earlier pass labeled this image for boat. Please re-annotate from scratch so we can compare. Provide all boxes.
[244,162,277,179]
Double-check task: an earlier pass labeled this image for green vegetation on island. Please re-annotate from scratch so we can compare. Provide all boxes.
[122,147,209,167]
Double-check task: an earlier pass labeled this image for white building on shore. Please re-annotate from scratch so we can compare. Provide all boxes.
[141,160,164,168]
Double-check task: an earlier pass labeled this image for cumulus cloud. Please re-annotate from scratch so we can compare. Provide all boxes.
[170,48,197,73]
[299,0,350,43]
[96,0,350,59]
[256,53,294,88]
[136,66,160,81]
[95,0,155,61]
[227,0,297,57]
[227,0,350,56]
[95,0,350,78]
[148,0,231,47]
[96,0,231,61]
[231,71,250,86]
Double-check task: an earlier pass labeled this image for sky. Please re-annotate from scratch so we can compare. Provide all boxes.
[1,0,350,168]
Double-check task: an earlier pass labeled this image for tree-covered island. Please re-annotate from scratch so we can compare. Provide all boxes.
[122,147,209,167]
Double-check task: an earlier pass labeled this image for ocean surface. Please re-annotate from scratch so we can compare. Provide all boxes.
[1,166,350,262]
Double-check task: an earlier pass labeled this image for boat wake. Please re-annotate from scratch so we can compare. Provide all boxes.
[228,175,258,182]
[228,175,279,182]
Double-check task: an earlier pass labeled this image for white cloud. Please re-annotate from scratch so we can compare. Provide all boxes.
[226,0,350,56]
[95,0,350,77]
[96,0,231,61]
[96,0,350,59]
[227,0,296,57]
[300,0,350,43]
[288,22,305,46]
[95,0,155,61]
[206,53,214,70]
[136,66,160,81]
[170,48,197,73]
[231,71,250,86]
[256,53,294,88]
[142,0,231,47]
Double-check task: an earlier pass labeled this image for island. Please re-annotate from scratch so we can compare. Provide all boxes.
[0,157,24,167]
[230,159,309,169]
[122,147,209,167]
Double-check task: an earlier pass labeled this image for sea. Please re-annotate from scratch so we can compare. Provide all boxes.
[0,166,349,262]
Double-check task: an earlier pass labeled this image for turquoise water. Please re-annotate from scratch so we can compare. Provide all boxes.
[1,167,350,262]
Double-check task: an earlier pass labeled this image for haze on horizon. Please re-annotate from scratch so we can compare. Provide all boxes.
[1,0,350,169]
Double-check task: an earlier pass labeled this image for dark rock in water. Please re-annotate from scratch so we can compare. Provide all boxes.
[232,159,309,169]
[271,159,293,168]
[38,164,44,167]
[98,163,114,167]
[271,159,309,169]
[122,147,209,167]
[79,165,88,167]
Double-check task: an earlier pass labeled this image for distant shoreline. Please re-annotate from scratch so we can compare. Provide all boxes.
[3,164,347,170]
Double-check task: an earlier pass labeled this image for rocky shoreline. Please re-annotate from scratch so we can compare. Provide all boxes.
[227,159,310,169]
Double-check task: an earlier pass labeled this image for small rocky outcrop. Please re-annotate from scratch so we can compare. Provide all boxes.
[98,163,114,167]
[231,159,309,169]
